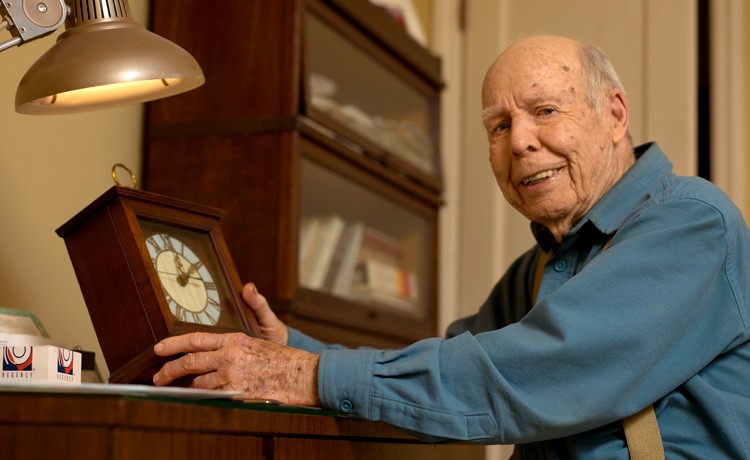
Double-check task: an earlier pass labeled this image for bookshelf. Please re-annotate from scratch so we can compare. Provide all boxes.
[143,0,443,348]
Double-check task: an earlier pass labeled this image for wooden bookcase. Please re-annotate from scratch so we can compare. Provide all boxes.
[144,0,443,348]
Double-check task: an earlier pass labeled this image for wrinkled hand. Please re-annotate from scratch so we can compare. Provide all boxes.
[152,331,320,406]
[242,282,289,346]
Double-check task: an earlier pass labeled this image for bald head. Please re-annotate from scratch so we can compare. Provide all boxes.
[483,36,627,116]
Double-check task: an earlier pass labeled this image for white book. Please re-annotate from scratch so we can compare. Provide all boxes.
[305,215,346,289]
[329,222,365,296]
[298,217,322,286]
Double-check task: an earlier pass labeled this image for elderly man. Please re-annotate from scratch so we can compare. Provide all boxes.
[152,36,750,458]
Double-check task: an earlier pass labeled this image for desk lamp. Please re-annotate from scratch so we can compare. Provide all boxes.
[0,0,204,114]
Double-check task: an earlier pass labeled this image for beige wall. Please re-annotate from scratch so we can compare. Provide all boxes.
[411,0,432,46]
[0,0,148,377]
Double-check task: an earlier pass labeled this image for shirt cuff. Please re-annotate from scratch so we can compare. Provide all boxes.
[318,348,377,416]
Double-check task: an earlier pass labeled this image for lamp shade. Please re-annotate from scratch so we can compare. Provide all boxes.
[15,0,204,115]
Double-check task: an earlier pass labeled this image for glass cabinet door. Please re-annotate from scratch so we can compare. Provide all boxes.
[304,10,440,183]
[298,156,433,321]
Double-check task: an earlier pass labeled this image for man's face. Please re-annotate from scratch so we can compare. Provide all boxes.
[481,37,625,240]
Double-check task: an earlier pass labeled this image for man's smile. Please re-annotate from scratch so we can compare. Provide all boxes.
[520,167,563,186]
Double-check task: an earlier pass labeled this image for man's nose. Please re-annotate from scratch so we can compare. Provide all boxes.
[509,116,541,156]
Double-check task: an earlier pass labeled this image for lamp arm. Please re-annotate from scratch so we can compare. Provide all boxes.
[0,0,69,53]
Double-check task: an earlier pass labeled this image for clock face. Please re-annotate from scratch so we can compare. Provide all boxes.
[138,220,245,331]
[145,233,221,325]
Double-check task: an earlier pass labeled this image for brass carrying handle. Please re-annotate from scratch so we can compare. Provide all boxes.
[111,163,137,188]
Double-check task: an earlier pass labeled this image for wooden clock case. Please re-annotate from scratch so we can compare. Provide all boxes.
[56,186,260,384]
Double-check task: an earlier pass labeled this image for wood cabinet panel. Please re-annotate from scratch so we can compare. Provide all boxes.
[112,430,265,460]
[274,437,486,460]
[0,425,109,459]
[148,0,301,123]
[0,394,483,460]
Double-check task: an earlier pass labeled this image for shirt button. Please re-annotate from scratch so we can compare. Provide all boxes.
[553,260,567,272]
[339,399,353,413]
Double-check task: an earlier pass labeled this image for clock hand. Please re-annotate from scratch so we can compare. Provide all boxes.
[174,253,186,275]
[173,253,192,286]
[185,261,203,277]
[176,261,204,287]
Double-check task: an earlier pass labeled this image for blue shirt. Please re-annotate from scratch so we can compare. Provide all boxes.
[288,143,750,458]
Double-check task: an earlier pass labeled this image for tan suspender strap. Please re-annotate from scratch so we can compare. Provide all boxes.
[531,244,664,459]
[622,406,664,459]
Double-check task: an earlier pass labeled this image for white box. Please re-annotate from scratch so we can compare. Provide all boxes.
[1,345,81,385]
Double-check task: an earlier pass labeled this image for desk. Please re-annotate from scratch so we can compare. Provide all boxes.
[0,392,484,459]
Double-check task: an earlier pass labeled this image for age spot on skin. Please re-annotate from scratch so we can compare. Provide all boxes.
[562,65,570,71]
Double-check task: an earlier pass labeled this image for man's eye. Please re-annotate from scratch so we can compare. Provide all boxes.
[493,121,510,133]
[538,107,556,116]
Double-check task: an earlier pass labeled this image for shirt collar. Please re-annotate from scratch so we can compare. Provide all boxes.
[531,142,674,250]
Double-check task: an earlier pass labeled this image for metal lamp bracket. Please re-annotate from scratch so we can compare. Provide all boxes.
[0,0,68,52]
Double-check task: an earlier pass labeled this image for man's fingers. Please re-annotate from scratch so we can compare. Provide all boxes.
[153,350,220,386]
[242,282,289,345]
[242,283,274,319]
[190,369,229,391]
[152,332,253,386]
[154,332,226,356]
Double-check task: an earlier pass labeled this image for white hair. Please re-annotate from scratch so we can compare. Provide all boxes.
[578,42,627,111]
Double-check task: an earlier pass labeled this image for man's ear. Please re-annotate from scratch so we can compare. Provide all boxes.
[608,88,629,143]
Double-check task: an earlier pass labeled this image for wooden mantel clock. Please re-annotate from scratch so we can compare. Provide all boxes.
[56,178,261,384]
